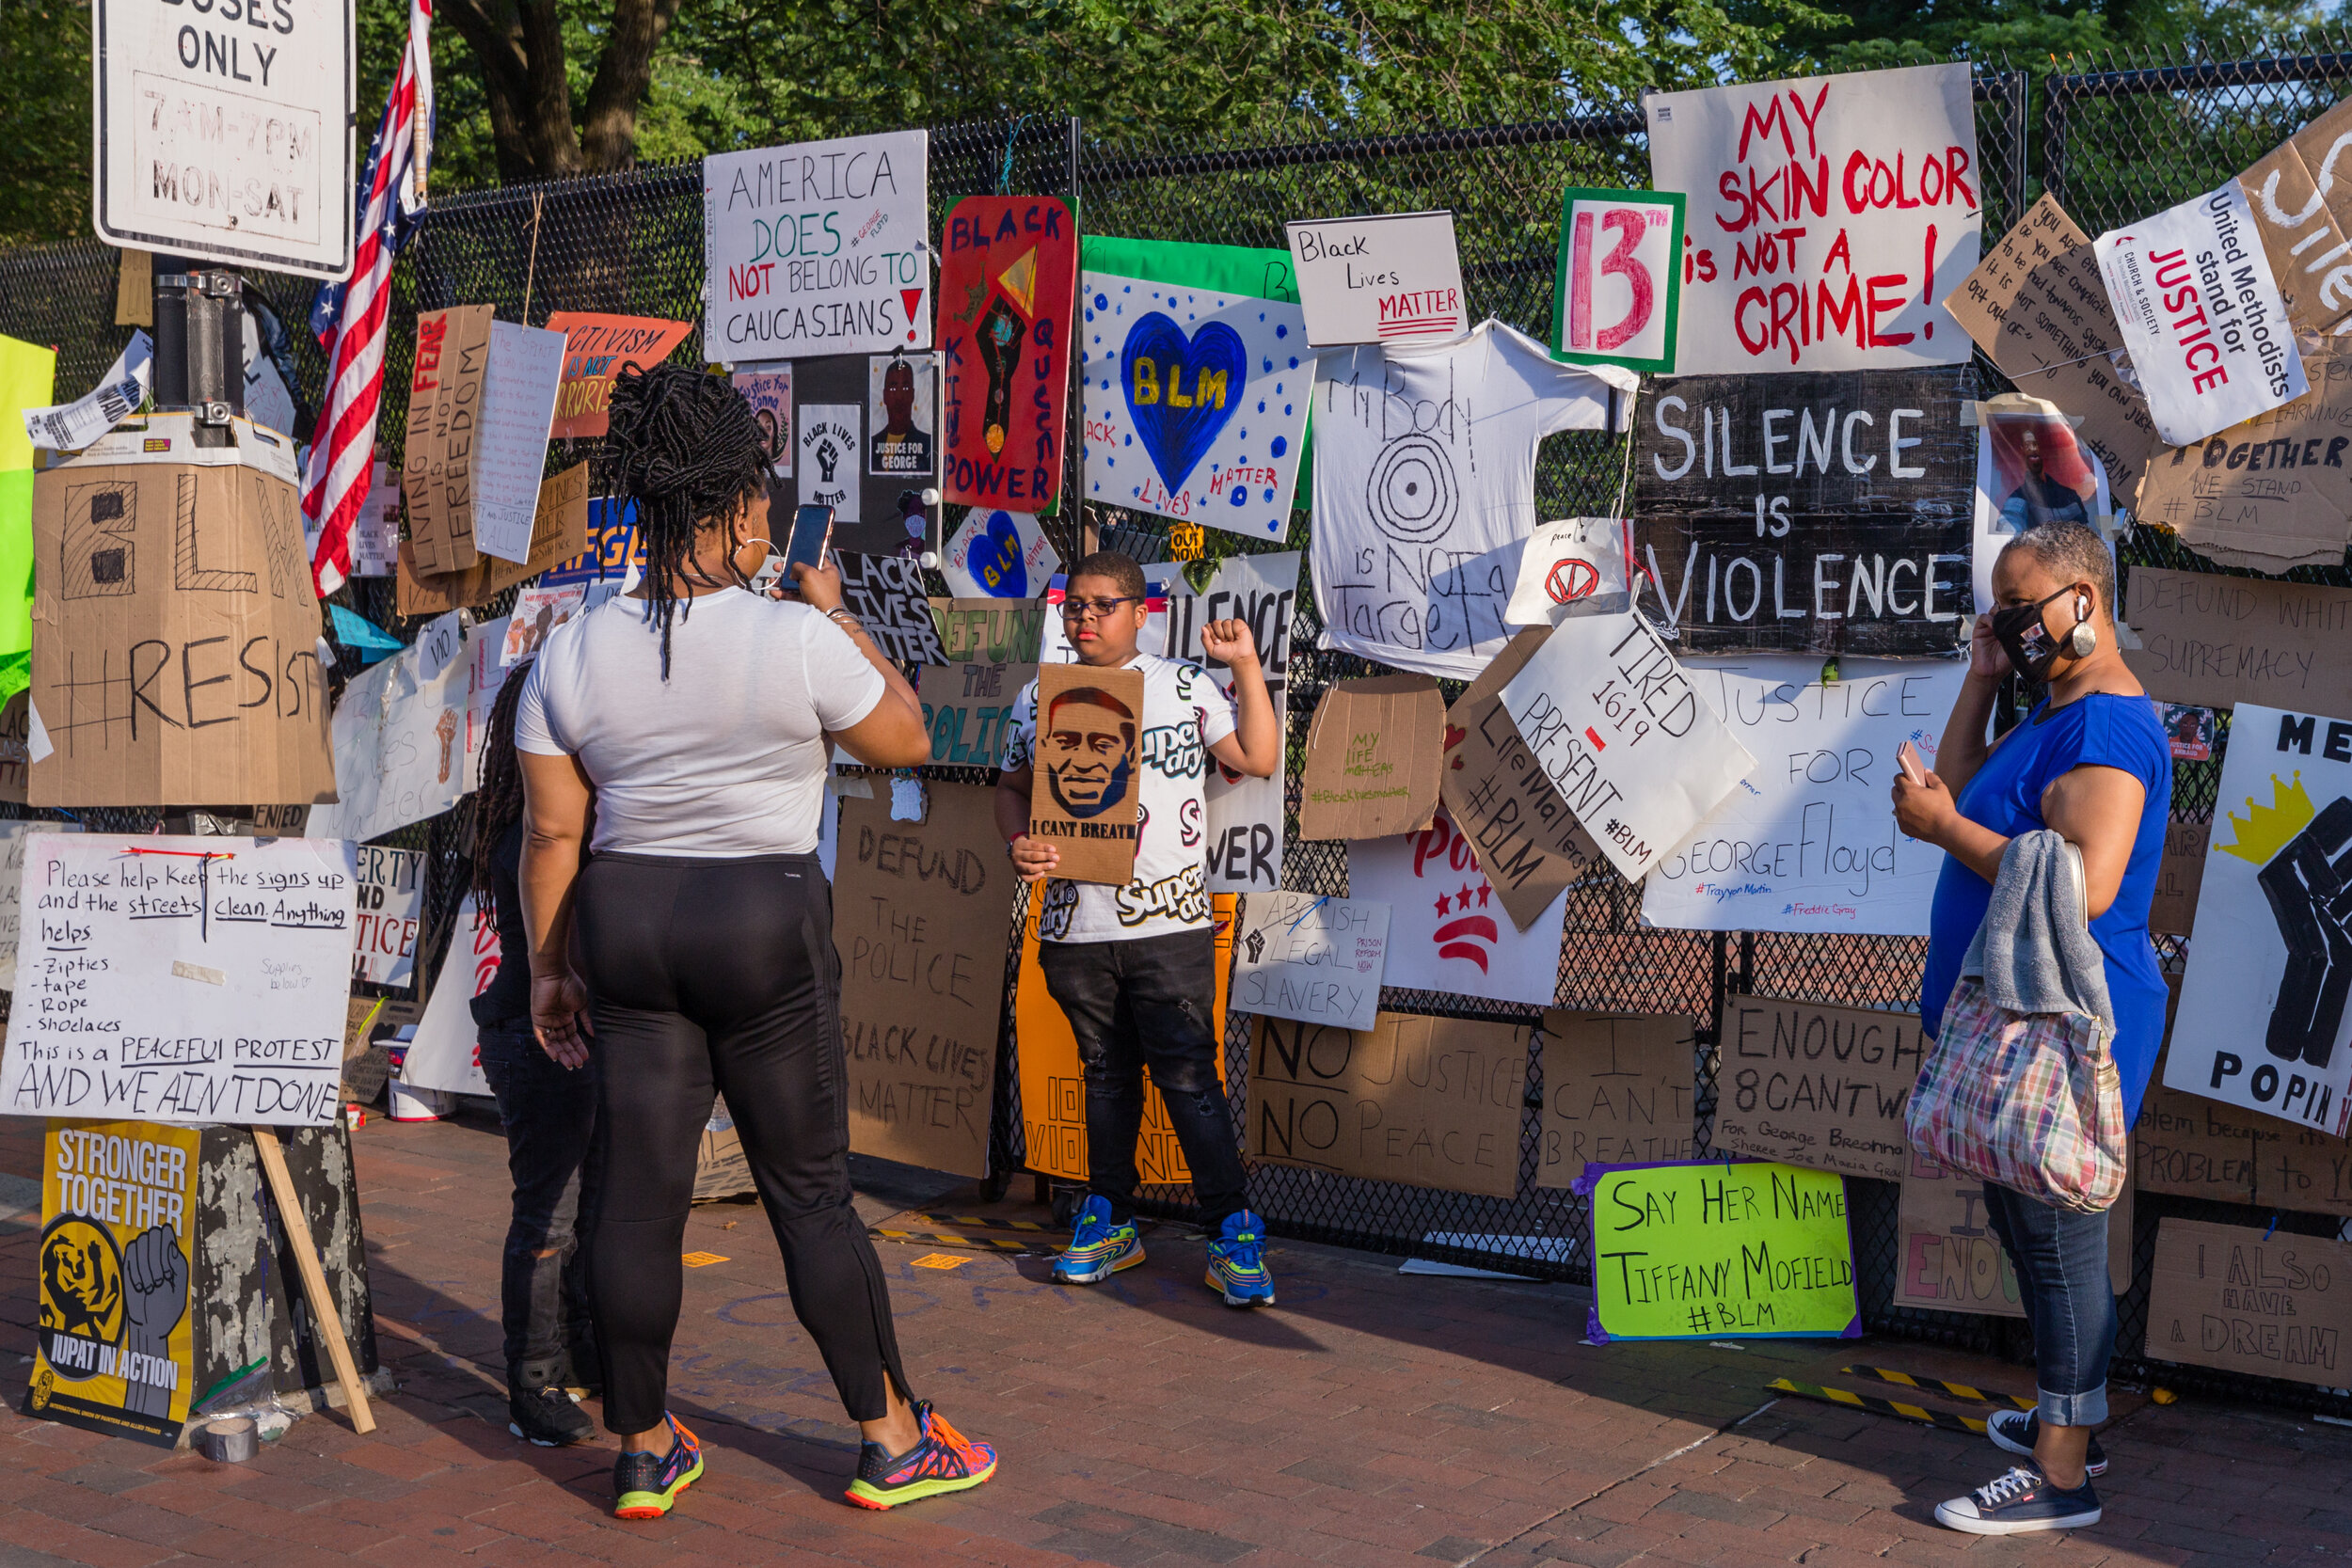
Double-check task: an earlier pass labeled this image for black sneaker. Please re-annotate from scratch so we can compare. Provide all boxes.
[509,1384,595,1448]
[1935,1465,2102,1534]
[1986,1408,2107,1477]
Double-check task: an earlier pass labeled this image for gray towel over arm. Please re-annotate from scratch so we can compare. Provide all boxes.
[1962,828,2115,1036]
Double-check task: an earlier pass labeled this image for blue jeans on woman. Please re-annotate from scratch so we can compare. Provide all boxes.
[476,1022,603,1392]
[1981,1180,2115,1427]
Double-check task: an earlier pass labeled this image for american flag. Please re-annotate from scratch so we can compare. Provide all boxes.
[302,0,434,597]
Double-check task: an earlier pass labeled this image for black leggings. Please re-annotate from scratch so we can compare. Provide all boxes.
[573,851,911,1433]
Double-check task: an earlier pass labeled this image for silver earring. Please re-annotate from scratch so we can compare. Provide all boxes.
[2068,621,2097,657]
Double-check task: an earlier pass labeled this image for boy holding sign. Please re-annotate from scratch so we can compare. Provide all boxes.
[995,552,1284,1304]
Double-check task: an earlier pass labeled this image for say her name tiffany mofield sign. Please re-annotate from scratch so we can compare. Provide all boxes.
[2,836,358,1127]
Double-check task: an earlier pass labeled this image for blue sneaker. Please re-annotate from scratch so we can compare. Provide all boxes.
[1052,1196,1144,1285]
[1205,1210,1275,1307]
[612,1412,704,1518]
[1986,1408,2107,1477]
[1935,1465,2101,1534]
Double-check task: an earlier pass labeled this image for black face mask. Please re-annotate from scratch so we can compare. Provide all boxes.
[1990,585,2082,684]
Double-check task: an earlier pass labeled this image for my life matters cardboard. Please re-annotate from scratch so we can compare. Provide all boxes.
[2163,703,2352,1136]
[1231,890,1391,1033]
[27,414,335,808]
[2096,182,2308,448]
[1552,189,1684,374]
[1284,211,1466,348]
[2147,1217,2352,1387]
[1644,62,1981,375]
[2133,345,2352,572]
[1535,1011,1699,1185]
[703,130,931,359]
[1025,662,1145,884]
[940,197,1078,512]
[395,461,591,617]
[544,312,693,437]
[1297,674,1445,841]
[2122,568,2352,718]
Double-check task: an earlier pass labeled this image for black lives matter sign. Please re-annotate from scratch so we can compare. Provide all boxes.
[1632,367,1973,656]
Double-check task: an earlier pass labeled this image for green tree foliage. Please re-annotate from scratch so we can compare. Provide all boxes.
[1768,0,2338,71]
[0,0,92,249]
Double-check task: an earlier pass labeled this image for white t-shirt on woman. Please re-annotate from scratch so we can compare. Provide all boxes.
[515,590,884,857]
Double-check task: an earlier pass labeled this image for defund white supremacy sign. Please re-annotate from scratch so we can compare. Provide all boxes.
[1498,613,1758,882]
[1641,657,1966,935]
[2164,703,2352,1136]
[1645,62,1980,375]
[2,835,357,1126]
[94,0,356,278]
[705,131,930,359]
[2096,182,2307,448]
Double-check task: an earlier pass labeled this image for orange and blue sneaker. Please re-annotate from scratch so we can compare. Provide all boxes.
[1052,1195,1144,1285]
[612,1412,703,1518]
[1206,1210,1275,1307]
[845,1401,998,1510]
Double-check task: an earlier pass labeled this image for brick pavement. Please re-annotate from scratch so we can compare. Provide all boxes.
[2,1111,2346,1567]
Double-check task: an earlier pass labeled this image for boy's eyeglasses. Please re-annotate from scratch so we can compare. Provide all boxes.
[1059,596,1143,620]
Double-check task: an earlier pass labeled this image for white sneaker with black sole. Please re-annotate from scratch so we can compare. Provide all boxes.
[1936,1465,2102,1535]
[1986,1408,2107,1476]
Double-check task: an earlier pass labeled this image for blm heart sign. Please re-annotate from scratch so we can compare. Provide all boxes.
[1081,271,1312,541]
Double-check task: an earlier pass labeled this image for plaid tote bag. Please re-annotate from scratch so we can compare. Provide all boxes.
[1903,977,2128,1214]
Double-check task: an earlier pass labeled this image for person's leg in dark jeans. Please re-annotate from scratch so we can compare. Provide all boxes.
[1105,928,1248,1228]
[1036,938,1151,1223]
[476,1022,601,1446]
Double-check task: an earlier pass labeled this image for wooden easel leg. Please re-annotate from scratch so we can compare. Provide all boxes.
[253,1127,376,1434]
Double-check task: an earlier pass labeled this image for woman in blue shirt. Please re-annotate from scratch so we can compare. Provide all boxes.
[1893,519,2170,1538]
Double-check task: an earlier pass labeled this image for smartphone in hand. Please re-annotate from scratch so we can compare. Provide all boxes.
[781,504,834,594]
[1897,740,1928,787]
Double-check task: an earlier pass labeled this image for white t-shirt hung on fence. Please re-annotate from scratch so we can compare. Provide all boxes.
[1309,321,1637,680]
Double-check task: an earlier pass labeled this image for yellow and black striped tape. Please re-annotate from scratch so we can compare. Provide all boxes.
[867,1227,1039,1255]
[900,1213,1063,1235]
[1767,1378,1990,1435]
[1838,1364,2035,1410]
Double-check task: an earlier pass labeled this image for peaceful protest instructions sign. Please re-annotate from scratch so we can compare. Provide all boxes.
[2,835,358,1126]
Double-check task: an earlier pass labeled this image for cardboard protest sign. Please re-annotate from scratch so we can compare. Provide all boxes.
[350,843,422,988]
[1571,1158,1860,1340]
[734,367,792,475]
[2132,346,2352,572]
[1439,628,1604,934]
[1645,63,1979,375]
[1642,657,1966,936]
[400,893,494,1096]
[2096,182,2307,448]
[1709,997,1926,1181]
[2237,95,2352,338]
[2165,704,2352,1136]
[1025,662,1145,884]
[1347,809,1567,1008]
[1505,517,1631,628]
[777,353,941,556]
[1163,551,1299,894]
[396,462,592,617]
[1232,890,1390,1032]
[1535,1011,1697,1186]
[2147,1217,2352,1386]
[943,507,1056,597]
[1894,1148,2133,1317]
[0,692,31,802]
[306,630,474,846]
[2150,817,2210,937]
[1015,892,1233,1184]
[1249,1011,1529,1196]
[940,197,1077,512]
[917,657,1035,768]
[401,306,494,573]
[28,1119,200,1447]
[1552,190,1683,374]
[834,551,946,666]
[0,834,357,1125]
[1943,195,2159,498]
[1298,674,1444,841]
[1497,612,1758,882]
[2123,570,2352,715]
[1631,369,1975,656]
[545,312,693,437]
[703,131,930,358]
[1285,212,1465,347]
[1079,271,1311,540]
[26,415,335,809]
[1969,399,2114,613]
[2136,1067,2352,1216]
[834,785,1018,1179]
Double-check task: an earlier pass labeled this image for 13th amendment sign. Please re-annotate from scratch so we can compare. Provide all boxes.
[93,0,357,277]
[1633,368,1972,656]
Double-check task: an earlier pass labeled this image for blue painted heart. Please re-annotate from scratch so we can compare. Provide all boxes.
[1120,312,1247,496]
[971,510,1027,597]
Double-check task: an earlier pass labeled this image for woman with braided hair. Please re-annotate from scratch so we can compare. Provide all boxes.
[514,362,996,1517]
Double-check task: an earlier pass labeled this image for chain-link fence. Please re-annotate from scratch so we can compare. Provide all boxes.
[3,52,2348,1417]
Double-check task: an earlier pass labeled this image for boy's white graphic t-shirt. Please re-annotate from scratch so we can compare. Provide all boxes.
[1003,654,1238,942]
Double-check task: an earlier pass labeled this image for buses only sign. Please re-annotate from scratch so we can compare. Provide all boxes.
[92,0,357,278]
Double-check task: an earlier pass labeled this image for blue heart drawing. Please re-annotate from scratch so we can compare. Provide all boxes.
[1120,312,1246,495]
[971,509,1027,597]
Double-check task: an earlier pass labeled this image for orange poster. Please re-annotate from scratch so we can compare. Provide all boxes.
[544,312,695,437]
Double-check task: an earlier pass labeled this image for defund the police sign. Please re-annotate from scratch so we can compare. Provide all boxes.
[92,0,357,278]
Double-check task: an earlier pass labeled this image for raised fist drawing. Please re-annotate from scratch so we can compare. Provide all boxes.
[2258,795,2352,1069]
[120,1224,187,1419]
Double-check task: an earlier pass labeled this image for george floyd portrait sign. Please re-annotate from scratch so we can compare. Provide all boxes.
[1025,664,1145,885]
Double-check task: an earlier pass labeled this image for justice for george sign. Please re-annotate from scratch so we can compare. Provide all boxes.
[1644,63,1980,375]
[0,835,357,1126]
